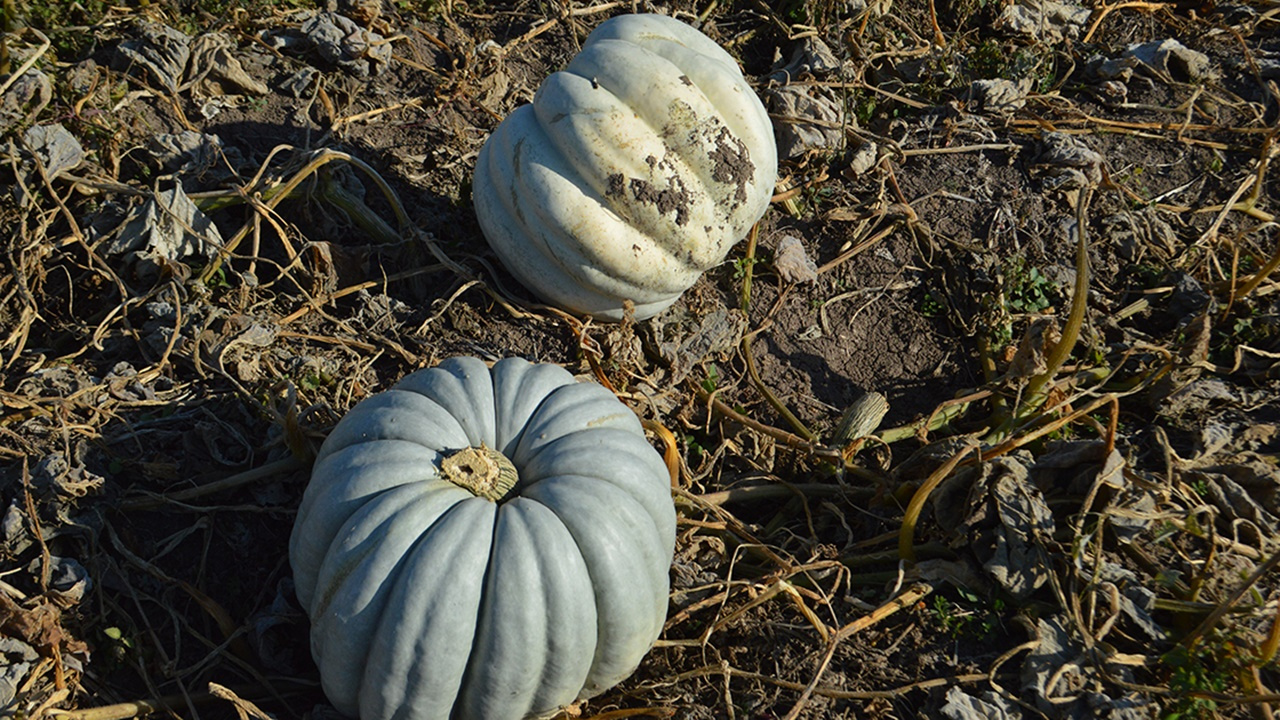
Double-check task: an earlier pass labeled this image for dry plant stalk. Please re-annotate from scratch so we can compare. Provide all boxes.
[898,443,978,563]
[781,583,935,720]
[198,147,412,284]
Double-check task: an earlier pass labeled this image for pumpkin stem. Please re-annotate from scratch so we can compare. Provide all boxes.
[440,445,518,502]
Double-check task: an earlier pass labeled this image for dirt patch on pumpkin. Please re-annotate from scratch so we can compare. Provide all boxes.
[706,125,755,205]
[612,171,695,227]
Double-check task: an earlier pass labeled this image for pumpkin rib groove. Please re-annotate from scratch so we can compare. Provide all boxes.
[454,498,597,719]
[532,72,645,204]
[519,429,675,548]
[582,15,770,165]
[521,475,668,694]
[394,357,498,448]
[516,153,696,297]
[449,498,509,716]
[309,479,461,620]
[561,39,733,242]
[360,499,496,720]
[512,385,642,467]
[316,389,470,461]
[500,127,696,296]
[490,358,577,457]
[311,481,469,713]
[586,14,740,70]
[472,125,589,305]
[479,127,680,305]
[292,440,445,609]
[525,474,669,599]
[520,499,599,712]
[533,68,717,262]
[564,40,708,145]
[474,119,699,316]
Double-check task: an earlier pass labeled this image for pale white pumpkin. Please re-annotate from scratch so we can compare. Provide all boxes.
[473,13,777,320]
[290,357,676,720]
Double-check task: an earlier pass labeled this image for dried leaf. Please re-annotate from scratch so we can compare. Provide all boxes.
[1033,132,1102,192]
[0,594,86,657]
[0,69,51,135]
[147,131,223,175]
[940,686,1022,720]
[15,124,85,206]
[768,36,841,83]
[113,21,192,93]
[931,454,1054,599]
[651,306,747,385]
[971,78,1034,113]
[773,235,819,284]
[104,182,222,278]
[995,0,1090,42]
[0,637,39,712]
[268,12,393,78]
[767,85,845,158]
[1008,318,1060,380]
[184,32,270,97]
[1032,440,1126,495]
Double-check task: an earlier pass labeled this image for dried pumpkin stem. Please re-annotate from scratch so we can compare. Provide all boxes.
[994,188,1092,441]
[898,442,977,564]
[743,331,818,443]
[876,389,989,445]
[198,148,411,284]
[440,445,518,502]
[740,221,759,313]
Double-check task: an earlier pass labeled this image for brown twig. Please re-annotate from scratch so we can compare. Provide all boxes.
[1181,549,1280,652]
[117,456,305,512]
[781,583,934,719]
[899,443,978,563]
[47,682,314,720]
[1082,1,1172,43]
[692,384,839,461]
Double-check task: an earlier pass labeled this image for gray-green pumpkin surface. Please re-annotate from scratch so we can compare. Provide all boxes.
[289,356,677,720]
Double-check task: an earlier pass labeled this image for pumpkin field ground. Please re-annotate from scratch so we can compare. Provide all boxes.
[2,0,1279,718]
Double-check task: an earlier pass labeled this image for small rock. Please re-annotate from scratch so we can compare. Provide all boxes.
[847,141,878,176]
[1124,38,1217,82]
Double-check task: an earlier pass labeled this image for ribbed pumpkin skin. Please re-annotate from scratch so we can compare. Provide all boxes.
[472,13,777,321]
[290,357,676,720]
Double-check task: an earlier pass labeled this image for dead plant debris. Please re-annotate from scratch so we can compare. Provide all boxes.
[1,0,1278,718]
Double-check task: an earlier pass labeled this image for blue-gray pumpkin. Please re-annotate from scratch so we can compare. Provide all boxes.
[290,357,676,720]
